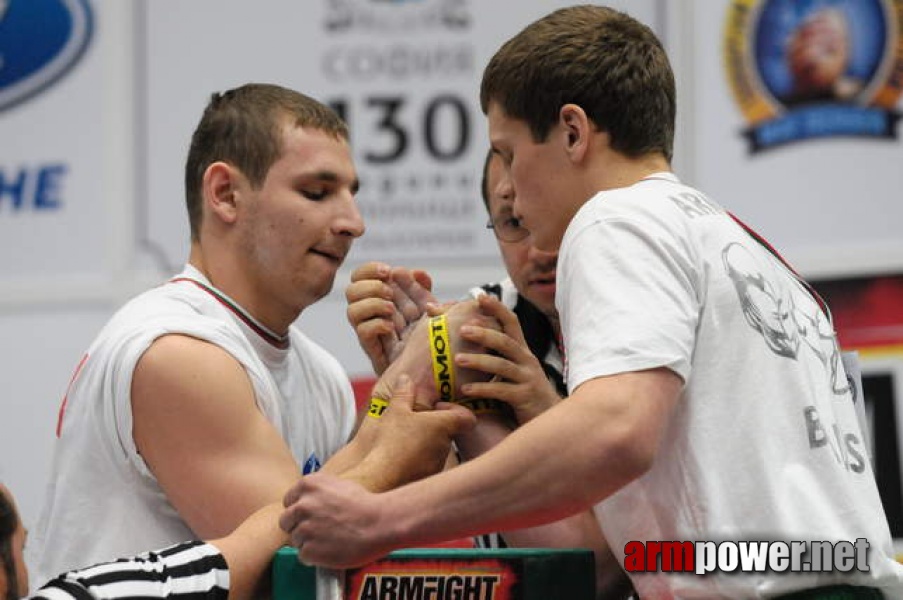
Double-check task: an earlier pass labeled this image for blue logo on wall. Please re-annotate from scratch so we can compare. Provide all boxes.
[0,0,94,113]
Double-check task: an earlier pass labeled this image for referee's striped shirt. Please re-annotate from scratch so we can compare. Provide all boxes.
[29,541,229,600]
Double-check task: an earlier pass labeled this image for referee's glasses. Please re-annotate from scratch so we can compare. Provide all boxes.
[486,213,530,243]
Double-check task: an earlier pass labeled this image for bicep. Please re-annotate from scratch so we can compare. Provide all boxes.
[131,335,300,539]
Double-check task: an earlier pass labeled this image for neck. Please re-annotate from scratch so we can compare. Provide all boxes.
[188,243,296,336]
[592,150,671,193]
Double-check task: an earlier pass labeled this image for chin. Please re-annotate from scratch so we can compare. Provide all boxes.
[295,283,335,313]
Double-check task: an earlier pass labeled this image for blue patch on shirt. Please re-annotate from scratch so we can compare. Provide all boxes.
[302,453,321,475]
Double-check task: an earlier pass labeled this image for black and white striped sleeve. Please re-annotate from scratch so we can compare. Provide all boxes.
[29,541,229,600]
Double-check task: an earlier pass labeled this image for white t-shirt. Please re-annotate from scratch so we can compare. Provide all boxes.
[558,173,903,598]
[29,266,356,585]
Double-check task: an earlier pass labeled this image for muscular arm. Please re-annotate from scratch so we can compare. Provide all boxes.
[454,414,625,598]
[30,374,473,600]
[132,334,301,540]
[399,369,681,538]
[280,367,682,568]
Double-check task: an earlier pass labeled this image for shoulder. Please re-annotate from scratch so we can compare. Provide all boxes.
[562,179,721,258]
[99,279,230,345]
[77,281,240,386]
[131,334,258,422]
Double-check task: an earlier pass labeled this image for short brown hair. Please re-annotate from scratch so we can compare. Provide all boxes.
[479,148,494,212]
[480,5,675,162]
[0,488,19,600]
[184,83,349,240]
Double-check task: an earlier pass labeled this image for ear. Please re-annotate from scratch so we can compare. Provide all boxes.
[201,162,242,226]
[559,104,592,163]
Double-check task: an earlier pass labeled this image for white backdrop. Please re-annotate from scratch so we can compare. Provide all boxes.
[0,0,661,532]
[684,0,903,278]
[1,0,902,546]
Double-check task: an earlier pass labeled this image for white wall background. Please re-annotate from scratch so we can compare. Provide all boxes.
[1,0,901,542]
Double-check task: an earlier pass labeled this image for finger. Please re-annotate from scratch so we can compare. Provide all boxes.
[412,269,433,293]
[458,325,529,363]
[394,268,438,311]
[389,268,436,324]
[291,528,307,553]
[282,480,304,508]
[389,281,426,327]
[346,296,396,329]
[356,321,395,366]
[425,300,457,317]
[278,501,301,533]
[476,295,528,346]
[345,279,394,304]
[458,380,521,404]
[350,261,392,284]
[425,303,445,317]
[456,351,521,382]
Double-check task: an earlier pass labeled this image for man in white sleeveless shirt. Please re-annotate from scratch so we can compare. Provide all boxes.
[28,84,444,584]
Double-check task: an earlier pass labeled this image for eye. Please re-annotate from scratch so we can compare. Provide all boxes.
[300,188,328,201]
[491,147,513,167]
[494,215,522,232]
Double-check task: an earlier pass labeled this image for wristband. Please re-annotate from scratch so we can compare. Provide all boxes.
[429,313,455,402]
[367,397,389,419]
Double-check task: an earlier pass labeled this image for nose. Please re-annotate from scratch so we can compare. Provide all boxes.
[493,166,514,201]
[526,243,557,266]
[333,194,366,239]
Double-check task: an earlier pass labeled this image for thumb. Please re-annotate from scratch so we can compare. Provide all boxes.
[425,300,457,317]
[412,269,433,293]
[389,374,415,412]
[433,401,478,435]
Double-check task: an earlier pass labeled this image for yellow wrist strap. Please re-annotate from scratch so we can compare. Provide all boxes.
[429,313,455,402]
[367,397,389,419]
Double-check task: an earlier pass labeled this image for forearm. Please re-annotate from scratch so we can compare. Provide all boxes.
[383,395,648,548]
[211,504,286,600]
[209,445,439,600]
[453,411,515,462]
[457,418,626,598]
[385,370,680,550]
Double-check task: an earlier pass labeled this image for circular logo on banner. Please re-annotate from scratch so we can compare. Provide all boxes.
[724,0,903,152]
[0,0,93,113]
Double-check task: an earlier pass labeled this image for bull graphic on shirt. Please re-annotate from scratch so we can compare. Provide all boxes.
[722,242,849,395]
